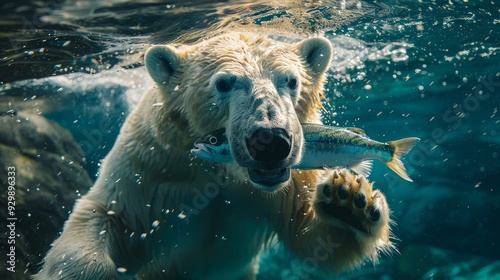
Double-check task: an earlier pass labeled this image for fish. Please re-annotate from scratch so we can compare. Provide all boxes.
[190,123,420,181]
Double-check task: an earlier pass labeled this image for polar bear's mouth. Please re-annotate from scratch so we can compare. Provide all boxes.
[247,167,290,190]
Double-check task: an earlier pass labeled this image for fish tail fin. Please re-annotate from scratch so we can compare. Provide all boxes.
[386,137,420,182]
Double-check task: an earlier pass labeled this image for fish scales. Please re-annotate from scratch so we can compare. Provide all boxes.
[303,126,393,161]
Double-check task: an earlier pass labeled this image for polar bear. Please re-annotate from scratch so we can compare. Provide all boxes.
[36,33,393,279]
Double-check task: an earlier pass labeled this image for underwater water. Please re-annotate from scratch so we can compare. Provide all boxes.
[0,0,499,279]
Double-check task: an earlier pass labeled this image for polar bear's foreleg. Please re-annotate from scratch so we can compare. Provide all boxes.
[34,198,119,280]
[279,168,394,275]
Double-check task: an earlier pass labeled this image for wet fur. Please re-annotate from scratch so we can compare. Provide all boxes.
[36,33,393,279]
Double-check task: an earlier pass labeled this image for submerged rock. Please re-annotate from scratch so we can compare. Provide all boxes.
[0,112,93,279]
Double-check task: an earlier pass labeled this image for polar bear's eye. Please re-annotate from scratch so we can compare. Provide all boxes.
[215,76,235,93]
[288,77,298,90]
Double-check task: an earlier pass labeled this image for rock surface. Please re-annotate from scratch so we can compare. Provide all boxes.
[0,112,93,279]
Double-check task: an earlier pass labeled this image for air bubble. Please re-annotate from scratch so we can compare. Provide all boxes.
[117,267,128,273]
[152,220,160,228]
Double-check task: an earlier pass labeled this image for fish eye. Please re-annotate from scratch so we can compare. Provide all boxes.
[209,136,218,145]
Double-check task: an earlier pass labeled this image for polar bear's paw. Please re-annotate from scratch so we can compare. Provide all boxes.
[312,168,394,264]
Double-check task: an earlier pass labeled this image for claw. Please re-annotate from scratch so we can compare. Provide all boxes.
[356,175,363,184]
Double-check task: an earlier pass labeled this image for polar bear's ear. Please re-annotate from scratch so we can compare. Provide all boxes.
[145,46,180,85]
[296,37,333,74]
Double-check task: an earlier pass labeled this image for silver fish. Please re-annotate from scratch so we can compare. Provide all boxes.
[191,123,419,181]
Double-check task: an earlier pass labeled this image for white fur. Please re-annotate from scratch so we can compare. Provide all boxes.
[36,33,392,280]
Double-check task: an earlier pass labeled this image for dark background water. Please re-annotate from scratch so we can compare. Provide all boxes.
[0,0,499,279]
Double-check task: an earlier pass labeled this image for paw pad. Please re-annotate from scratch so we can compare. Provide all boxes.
[314,169,390,237]
[322,184,332,198]
[353,193,366,208]
[369,207,380,222]
[337,184,349,200]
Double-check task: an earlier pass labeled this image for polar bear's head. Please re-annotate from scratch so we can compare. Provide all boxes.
[145,33,332,192]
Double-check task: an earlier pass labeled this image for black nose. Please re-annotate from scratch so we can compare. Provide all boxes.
[246,128,291,163]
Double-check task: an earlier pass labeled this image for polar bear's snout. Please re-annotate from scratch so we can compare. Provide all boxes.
[229,121,302,191]
[246,128,292,165]
[226,82,305,191]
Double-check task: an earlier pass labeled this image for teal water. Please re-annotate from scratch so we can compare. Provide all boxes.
[0,0,499,279]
